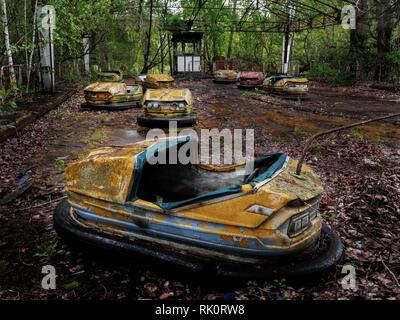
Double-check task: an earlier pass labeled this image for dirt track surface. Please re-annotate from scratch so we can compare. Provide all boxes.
[0,80,399,299]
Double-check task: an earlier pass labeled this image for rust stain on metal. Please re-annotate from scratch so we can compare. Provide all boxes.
[83,81,143,104]
[141,88,193,117]
[146,74,174,89]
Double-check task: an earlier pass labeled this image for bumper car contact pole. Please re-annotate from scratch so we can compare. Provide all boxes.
[296,112,400,175]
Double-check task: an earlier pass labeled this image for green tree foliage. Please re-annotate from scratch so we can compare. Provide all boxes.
[1,0,400,83]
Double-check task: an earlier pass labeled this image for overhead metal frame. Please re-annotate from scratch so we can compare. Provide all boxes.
[150,0,351,33]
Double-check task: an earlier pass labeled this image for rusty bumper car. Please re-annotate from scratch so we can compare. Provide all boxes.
[144,74,174,90]
[81,81,143,110]
[137,88,197,128]
[54,136,343,278]
[213,70,238,83]
[237,72,265,89]
[263,75,310,100]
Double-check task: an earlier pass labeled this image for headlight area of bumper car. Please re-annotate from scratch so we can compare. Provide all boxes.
[138,88,197,128]
[237,72,265,89]
[54,136,344,279]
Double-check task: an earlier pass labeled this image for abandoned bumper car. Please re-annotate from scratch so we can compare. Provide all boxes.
[81,71,143,110]
[137,88,197,128]
[263,75,309,100]
[144,73,175,90]
[54,136,343,278]
[213,69,238,83]
[237,72,265,89]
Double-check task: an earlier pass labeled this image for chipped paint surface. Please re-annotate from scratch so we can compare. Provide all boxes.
[214,69,238,81]
[66,145,146,204]
[143,88,192,103]
[84,82,143,103]
[263,76,309,95]
[67,190,321,261]
[97,71,122,82]
[64,137,324,260]
[142,88,193,117]
[240,72,264,80]
[239,72,265,86]
[146,74,174,89]
[240,71,264,79]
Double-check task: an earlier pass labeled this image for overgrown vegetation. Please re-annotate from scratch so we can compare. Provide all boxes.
[0,89,16,116]
[34,242,59,259]
[1,0,400,87]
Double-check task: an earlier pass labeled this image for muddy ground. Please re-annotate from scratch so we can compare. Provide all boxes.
[0,80,399,300]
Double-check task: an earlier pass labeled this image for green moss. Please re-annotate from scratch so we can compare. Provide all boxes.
[293,126,302,135]
[241,91,260,97]
[350,128,364,140]
[54,159,68,172]
[34,242,59,258]
[89,130,106,145]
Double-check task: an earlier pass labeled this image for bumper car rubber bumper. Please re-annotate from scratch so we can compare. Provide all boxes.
[237,83,263,89]
[137,113,197,128]
[54,199,344,279]
[213,79,237,83]
[81,101,140,110]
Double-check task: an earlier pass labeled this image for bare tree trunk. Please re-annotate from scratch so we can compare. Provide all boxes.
[24,0,28,84]
[26,0,38,92]
[141,0,153,74]
[349,0,367,80]
[227,0,237,59]
[160,33,164,73]
[212,35,217,58]
[1,0,16,88]
[374,0,393,81]
[167,33,172,75]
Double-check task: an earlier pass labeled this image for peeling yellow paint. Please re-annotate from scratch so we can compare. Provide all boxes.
[146,74,174,89]
[65,137,324,254]
[84,82,143,104]
[141,88,193,117]
[263,77,309,94]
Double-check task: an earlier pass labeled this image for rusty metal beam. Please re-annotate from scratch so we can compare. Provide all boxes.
[296,112,400,175]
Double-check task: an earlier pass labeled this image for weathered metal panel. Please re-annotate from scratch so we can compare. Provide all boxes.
[263,76,309,95]
[214,69,238,80]
[65,147,144,204]
[142,88,193,117]
[64,137,324,259]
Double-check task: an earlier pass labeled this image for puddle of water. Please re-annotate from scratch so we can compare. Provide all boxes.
[102,127,146,146]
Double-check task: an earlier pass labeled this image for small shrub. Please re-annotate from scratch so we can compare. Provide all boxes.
[90,130,106,145]
[0,89,17,117]
[350,128,364,140]
[54,159,68,172]
[306,62,353,86]
[34,242,59,258]
[293,126,302,135]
